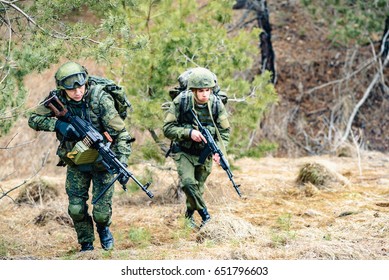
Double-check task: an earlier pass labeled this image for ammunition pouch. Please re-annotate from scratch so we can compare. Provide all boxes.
[165,141,180,158]
[67,141,99,165]
[171,142,181,154]
[178,145,202,156]
[177,140,210,157]
[56,140,99,166]
[56,141,76,166]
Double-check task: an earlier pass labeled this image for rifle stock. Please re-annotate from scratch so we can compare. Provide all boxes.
[44,91,153,204]
[190,109,242,197]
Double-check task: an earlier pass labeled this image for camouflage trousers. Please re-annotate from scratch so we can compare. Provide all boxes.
[65,165,115,244]
[174,152,213,211]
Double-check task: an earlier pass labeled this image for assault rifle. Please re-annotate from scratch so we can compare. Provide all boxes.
[190,109,242,197]
[44,91,153,204]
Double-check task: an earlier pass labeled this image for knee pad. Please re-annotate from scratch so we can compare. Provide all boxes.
[93,204,111,225]
[68,203,86,222]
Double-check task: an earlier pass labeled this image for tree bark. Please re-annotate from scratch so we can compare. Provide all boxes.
[233,0,276,84]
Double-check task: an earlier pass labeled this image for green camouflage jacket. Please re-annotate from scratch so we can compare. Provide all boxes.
[163,90,230,155]
[28,85,132,167]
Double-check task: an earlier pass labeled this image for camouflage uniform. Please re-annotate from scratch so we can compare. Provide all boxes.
[163,89,230,226]
[28,81,132,249]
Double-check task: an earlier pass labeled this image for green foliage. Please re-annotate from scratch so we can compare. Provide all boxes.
[0,76,26,136]
[270,213,297,247]
[301,0,389,46]
[0,1,93,135]
[1,0,278,158]
[119,0,277,158]
[127,227,151,248]
[0,238,9,258]
[125,168,153,194]
[139,139,165,164]
[323,233,332,241]
[229,71,278,157]
[173,216,194,240]
[239,139,278,158]
[277,213,293,231]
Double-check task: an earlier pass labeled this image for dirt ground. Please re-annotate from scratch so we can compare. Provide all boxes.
[1,148,389,260]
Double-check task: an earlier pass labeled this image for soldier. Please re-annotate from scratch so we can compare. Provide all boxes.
[28,62,132,252]
[163,67,231,228]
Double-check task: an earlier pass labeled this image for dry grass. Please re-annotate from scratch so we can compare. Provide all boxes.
[196,213,258,244]
[1,149,389,260]
[15,177,60,205]
[297,162,341,188]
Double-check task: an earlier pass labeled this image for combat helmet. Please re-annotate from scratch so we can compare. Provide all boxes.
[55,61,89,90]
[187,67,216,89]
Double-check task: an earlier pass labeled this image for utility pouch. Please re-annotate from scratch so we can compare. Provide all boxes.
[67,141,99,165]
[56,141,75,166]
[171,142,181,154]
[165,141,181,158]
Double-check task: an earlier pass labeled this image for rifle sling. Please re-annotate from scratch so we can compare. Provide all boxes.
[206,100,227,157]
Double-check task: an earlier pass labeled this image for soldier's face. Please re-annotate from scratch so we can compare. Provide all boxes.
[193,88,211,104]
[65,85,86,102]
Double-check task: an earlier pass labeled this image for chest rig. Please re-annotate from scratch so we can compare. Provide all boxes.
[57,85,106,166]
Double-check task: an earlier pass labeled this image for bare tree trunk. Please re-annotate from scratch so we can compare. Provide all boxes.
[338,17,389,148]
[233,0,276,84]
[380,16,389,59]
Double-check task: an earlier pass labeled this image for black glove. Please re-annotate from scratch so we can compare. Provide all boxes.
[55,120,80,140]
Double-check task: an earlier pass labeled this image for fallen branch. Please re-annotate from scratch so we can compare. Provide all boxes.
[0,150,49,202]
[0,132,39,150]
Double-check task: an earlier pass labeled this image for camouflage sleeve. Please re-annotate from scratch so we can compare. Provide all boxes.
[163,99,192,141]
[216,101,231,148]
[27,103,57,132]
[99,92,132,164]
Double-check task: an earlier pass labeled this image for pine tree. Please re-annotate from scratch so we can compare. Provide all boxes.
[0,0,277,159]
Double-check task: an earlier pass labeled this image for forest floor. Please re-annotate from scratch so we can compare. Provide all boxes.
[1,150,389,260]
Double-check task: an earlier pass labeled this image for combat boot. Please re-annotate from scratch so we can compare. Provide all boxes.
[80,242,94,252]
[198,208,211,228]
[96,225,114,250]
[185,209,198,229]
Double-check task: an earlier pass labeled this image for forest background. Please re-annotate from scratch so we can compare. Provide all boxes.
[0,0,389,260]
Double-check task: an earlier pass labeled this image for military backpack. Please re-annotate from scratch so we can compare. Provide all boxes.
[88,75,132,120]
[168,69,228,122]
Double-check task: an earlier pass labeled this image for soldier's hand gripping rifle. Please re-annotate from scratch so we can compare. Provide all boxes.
[44,91,153,204]
[190,109,242,197]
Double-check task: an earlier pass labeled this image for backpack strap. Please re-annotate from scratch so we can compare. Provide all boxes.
[211,94,220,120]
[88,85,105,111]
[178,90,192,123]
[86,84,106,129]
[207,95,227,157]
